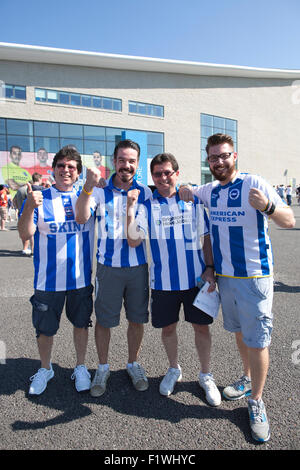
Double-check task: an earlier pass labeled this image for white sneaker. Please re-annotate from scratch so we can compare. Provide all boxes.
[71,365,91,392]
[159,366,182,396]
[90,365,110,397]
[22,249,31,256]
[199,373,221,406]
[127,362,149,391]
[29,364,54,395]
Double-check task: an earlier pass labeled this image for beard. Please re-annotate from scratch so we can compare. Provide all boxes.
[117,168,135,182]
[210,162,236,182]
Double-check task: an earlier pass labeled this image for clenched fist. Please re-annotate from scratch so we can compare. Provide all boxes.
[127,189,140,208]
[248,188,268,212]
[26,182,43,208]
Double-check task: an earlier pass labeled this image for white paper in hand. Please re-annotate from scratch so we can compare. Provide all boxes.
[193,282,220,319]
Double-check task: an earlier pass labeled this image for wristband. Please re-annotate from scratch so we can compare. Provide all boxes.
[205,265,214,269]
[82,185,93,196]
[264,201,276,216]
[263,200,271,212]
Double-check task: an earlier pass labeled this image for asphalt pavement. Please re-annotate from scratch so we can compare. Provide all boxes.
[0,204,299,453]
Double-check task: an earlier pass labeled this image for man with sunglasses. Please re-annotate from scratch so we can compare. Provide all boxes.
[18,146,95,396]
[179,133,295,442]
[126,152,221,406]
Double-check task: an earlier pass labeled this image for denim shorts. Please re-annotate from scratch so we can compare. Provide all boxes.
[30,285,93,337]
[94,263,149,328]
[217,276,274,348]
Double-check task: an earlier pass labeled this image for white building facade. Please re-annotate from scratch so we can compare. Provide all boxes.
[0,42,299,190]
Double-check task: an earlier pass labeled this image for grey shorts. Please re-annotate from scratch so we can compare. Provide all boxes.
[217,276,274,348]
[94,263,149,328]
[30,285,93,337]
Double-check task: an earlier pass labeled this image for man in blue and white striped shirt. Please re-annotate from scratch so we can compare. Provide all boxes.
[179,133,295,442]
[76,140,152,397]
[127,152,221,406]
[18,146,95,396]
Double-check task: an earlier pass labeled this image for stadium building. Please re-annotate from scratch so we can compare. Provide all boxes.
[0,42,299,191]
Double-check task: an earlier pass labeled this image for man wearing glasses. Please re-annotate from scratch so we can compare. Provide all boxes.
[18,146,95,396]
[126,152,221,406]
[179,133,295,442]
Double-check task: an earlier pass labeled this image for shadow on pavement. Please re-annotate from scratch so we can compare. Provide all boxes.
[0,357,257,444]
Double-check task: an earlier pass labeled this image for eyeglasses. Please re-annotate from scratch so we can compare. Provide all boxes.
[207,152,234,163]
[152,170,175,178]
[56,163,77,171]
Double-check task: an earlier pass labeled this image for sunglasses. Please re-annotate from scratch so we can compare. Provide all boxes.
[56,163,77,171]
[152,170,175,178]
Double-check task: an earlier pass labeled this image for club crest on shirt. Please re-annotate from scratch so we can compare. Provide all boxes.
[228,188,240,200]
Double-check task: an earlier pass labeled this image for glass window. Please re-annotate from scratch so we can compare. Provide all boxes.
[83,125,105,140]
[3,84,26,100]
[201,150,208,162]
[34,121,59,137]
[106,141,121,156]
[213,116,225,130]
[70,94,81,106]
[147,145,163,159]
[47,90,58,103]
[0,118,6,134]
[84,140,106,155]
[6,119,33,136]
[201,114,213,127]
[103,98,113,110]
[129,102,137,113]
[129,100,163,117]
[7,135,34,152]
[0,135,6,151]
[92,96,102,108]
[14,86,26,100]
[200,113,238,183]
[81,95,92,107]
[5,85,14,99]
[60,123,83,139]
[154,106,163,117]
[137,103,146,115]
[225,119,237,132]
[34,137,59,154]
[35,88,47,102]
[60,139,83,154]
[147,132,164,146]
[59,92,70,105]
[112,99,122,111]
[106,127,123,142]
[201,126,212,138]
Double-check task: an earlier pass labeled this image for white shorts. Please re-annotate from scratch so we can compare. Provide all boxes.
[217,276,274,348]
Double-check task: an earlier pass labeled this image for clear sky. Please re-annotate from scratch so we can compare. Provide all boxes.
[0,0,299,70]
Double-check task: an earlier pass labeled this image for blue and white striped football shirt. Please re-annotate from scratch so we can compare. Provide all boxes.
[137,190,209,291]
[90,175,152,267]
[194,173,286,278]
[32,186,95,291]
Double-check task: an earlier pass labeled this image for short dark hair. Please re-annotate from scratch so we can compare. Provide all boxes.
[32,172,42,183]
[150,152,179,174]
[114,139,140,160]
[52,146,82,173]
[206,133,234,154]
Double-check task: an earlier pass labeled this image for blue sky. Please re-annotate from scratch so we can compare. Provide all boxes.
[0,0,299,69]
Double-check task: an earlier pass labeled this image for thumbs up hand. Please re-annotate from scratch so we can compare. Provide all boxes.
[26,182,43,208]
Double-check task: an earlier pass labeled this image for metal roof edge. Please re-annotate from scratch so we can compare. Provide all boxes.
[0,42,299,79]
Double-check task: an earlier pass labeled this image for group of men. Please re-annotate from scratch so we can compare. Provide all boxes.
[18,135,295,443]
